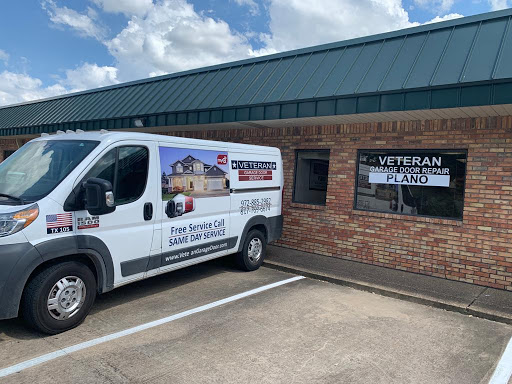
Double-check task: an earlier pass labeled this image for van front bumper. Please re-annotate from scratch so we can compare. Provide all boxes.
[0,242,43,320]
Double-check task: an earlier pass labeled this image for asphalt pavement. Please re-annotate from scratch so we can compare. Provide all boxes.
[0,257,511,383]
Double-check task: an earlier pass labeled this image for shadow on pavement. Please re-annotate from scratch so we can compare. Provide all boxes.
[0,256,242,341]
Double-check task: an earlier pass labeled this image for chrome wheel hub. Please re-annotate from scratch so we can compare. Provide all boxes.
[248,238,263,263]
[47,276,86,321]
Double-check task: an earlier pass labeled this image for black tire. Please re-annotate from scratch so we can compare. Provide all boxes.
[21,261,96,335]
[236,229,266,271]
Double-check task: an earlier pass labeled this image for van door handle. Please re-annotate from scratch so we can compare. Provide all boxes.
[144,202,153,221]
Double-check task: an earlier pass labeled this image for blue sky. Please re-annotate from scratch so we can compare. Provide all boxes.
[0,0,508,106]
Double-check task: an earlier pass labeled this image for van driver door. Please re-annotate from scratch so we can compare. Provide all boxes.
[74,141,159,286]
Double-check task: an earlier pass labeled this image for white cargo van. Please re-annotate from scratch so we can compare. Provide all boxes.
[0,131,283,334]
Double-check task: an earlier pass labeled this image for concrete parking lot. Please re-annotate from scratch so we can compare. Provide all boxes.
[0,258,511,384]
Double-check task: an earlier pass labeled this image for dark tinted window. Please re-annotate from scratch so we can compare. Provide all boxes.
[85,149,116,186]
[293,150,330,205]
[85,146,148,206]
[3,150,15,160]
[116,147,148,205]
[355,150,467,219]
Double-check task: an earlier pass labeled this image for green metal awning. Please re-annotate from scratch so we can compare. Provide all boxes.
[2,9,512,136]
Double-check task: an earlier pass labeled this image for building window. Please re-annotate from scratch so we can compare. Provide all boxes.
[176,164,183,173]
[3,150,15,160]
[355,150,467,219]
[293,150,330,205]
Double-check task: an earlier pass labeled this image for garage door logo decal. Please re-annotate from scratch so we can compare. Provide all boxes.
[231,160,276,181]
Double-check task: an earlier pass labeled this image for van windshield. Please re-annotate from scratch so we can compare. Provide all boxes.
[0,140,98,204]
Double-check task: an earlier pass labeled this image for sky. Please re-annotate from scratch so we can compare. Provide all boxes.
[0,0,509,107]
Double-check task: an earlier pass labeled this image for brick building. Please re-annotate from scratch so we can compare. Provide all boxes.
[1,10,512,290]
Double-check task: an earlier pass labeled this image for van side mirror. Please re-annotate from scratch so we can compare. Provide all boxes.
[165,200,177,218]
[83,178,116,216]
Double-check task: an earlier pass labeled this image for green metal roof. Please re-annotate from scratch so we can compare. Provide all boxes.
[2,9,512,136]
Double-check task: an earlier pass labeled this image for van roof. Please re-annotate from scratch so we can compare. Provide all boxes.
[31,130,280,154]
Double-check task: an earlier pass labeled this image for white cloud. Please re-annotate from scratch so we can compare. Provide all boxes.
[424,13,463,24]
[0,50,8,65]
[42,0,106,40]
[60,63,119,92]
[232,0,260,16]
[91,0,154,17]
[489,0,510,10]
[0,71,66,106]
[261,0,418,52]
[413,0,455,13]
[105,0,257,81]
[0,63,119,106]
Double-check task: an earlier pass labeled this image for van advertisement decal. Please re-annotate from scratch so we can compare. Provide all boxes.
[46,213,73,234]
[77,216,100,230]
[240,198,272,215]
[159,146,230,202]
[168,218,226,247]
[162,237,238,266]
[231,160,276,181]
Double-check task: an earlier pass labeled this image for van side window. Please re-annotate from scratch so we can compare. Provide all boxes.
[86,149,116,186]
[84,146,148,206]
[116,147,148,205]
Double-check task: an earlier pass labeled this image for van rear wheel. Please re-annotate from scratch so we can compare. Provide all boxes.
[236,229,266,271]
[21,261,96,335]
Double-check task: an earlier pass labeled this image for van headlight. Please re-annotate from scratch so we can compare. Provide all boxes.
[0,204,39,237]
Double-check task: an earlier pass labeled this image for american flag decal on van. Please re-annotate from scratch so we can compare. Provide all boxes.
[46,213,73,234]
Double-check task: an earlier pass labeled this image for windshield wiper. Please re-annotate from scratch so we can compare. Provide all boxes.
[0,193,25,205]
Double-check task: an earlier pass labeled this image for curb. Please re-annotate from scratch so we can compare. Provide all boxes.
[263,260,512,326]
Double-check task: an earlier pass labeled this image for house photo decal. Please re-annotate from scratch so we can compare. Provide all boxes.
[159,147,230,200]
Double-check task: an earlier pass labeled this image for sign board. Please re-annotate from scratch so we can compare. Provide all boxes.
[367,155,451,187]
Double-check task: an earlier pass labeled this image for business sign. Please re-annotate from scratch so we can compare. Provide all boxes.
[367,154,451,187]
[231,160,277,170]
[231,160,276,181]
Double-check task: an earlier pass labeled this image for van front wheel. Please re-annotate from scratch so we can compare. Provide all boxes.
[21,261,96,334]
[236,230,266,271]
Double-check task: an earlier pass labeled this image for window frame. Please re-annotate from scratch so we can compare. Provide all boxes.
[292,149,331,206]
[82,144,150,207]
[353,148,468,221]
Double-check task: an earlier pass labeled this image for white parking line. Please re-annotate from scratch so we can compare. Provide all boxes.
[0,275,305,378]
[489,336,512,384]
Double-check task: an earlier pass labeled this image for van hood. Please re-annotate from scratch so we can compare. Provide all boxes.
[0,203,34,215]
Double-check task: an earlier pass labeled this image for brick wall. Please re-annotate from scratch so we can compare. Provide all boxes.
[166,116,512,291]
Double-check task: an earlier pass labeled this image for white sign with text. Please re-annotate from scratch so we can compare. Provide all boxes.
[369,172,450,187]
